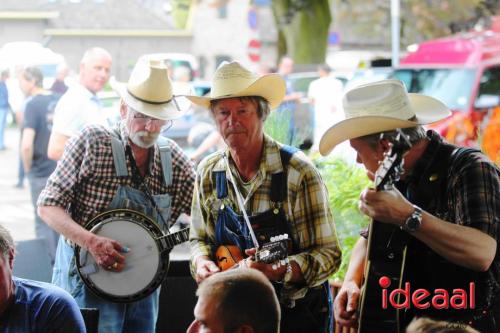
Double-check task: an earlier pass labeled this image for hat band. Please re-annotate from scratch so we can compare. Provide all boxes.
[127,88,172,105]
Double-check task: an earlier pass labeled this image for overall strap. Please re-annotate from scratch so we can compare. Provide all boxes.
[214,171,228,199]
[157,136,172,186]
[270,145,299,203]
[110,133,128,177]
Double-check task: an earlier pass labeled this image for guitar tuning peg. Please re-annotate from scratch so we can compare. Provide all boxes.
[272,264,277,270]
[283,233,288,239]
[276,235,282,241]
[280,259,286,266]
[270,236,276,242]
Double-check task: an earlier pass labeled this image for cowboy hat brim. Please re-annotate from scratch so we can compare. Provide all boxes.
[185,73,286,110]
[111,78,188,121]
[319,93,451,156]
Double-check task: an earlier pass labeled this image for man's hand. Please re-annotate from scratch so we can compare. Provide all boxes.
[194,256,220,283]
[334,280,361,328]
[359,187,414,226]
[243,248,290,282]
[86,234,127,272]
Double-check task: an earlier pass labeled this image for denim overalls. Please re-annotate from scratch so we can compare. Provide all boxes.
[52,135,173,333]
[214,146,332,333]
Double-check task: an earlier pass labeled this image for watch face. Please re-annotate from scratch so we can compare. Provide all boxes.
[406,216,421,231]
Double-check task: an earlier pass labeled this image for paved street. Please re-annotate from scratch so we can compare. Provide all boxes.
[0,127,34,241]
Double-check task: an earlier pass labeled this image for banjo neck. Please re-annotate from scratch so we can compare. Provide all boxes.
[158,227,190,250]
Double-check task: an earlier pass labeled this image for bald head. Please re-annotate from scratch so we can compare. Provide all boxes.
[79,47,112,93]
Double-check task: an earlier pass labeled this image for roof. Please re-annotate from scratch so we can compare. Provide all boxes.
[0,0,177,30]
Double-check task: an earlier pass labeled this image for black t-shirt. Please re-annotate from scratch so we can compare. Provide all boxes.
[23,94,58,178]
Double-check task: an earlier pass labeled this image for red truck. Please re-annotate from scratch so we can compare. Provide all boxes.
[392,17,500,161]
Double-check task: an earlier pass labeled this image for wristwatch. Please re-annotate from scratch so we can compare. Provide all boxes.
[401,205,423,232]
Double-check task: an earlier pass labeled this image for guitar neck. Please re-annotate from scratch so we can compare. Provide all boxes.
[163,227,190,250]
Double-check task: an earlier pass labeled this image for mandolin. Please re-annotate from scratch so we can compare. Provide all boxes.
[215,234,289,271]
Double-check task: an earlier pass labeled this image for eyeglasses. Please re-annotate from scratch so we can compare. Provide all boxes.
[131,111,169,127]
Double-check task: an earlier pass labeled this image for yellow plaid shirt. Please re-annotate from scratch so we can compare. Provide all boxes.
[190,134,341,300]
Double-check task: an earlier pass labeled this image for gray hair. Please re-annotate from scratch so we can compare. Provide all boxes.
[358,125,427,149]
[22,66,44,88]
[210,96,271,121]
[0,224,14,257]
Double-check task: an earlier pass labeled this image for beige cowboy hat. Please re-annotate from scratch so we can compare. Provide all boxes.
[185,61,286,109]
[319,79,451,156]
[110,56,188,120]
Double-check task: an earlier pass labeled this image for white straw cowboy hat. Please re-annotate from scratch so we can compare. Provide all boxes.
[319,79,451,156]
[110,57,187,120]
[185,61,286,109]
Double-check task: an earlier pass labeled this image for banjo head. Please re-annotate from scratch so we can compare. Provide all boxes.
[75,209,169,303]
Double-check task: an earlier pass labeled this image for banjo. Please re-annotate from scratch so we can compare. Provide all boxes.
[74,209,189,303]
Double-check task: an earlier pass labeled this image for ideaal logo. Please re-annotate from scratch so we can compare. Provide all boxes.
[379,276,475,310]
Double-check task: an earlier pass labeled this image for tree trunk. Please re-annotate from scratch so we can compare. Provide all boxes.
[272,0,332,64]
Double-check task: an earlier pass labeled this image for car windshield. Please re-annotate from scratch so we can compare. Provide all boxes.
[392,68,476,112]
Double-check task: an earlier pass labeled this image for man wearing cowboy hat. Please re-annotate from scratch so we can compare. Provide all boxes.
[187,61,341,333]
[325,80,499,332]
[37,56,195,333]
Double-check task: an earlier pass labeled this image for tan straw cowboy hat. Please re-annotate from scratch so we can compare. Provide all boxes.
[185,61,286,109]
[319,79,451,156]
[111,56,187,120]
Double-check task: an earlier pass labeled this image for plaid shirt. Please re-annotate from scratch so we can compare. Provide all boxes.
[37,122,195,226]
[190,134,341,299]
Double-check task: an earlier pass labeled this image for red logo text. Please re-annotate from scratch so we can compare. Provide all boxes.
[379,276,475,310]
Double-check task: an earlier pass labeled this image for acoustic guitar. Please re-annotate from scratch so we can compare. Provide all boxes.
[357,130,412,333]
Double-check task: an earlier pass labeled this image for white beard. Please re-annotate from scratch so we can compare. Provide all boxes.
[129,131,160,148]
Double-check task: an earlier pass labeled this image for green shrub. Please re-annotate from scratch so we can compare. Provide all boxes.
[314,155,371,282]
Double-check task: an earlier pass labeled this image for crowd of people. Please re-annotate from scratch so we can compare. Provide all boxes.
[0,48,498,333]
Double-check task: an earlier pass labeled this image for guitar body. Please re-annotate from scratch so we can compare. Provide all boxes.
[358,222,408,333]
[357,130,412,333]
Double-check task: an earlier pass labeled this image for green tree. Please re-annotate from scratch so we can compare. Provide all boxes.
[271,0,331,64]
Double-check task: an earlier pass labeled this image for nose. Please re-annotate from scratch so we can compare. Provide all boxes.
[144,119,163,131]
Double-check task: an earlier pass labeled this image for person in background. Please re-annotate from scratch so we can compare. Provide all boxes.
[187,61,341,333]
[0,69,10,151]
[187,268,281,333]
[47,47,112,160]
[276,56,302,145]
[38,56,195,333]
[326,80,499,332]
[19,66,59,264]
[0,224,86,333]
[307,64,344,152]
[50,63,70,96]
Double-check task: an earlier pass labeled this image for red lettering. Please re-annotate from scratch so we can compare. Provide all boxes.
[412,289,431,309]
[450,289,467,309]
[390,282,410,309]
[470,282,475,309]
[432,289,449,309]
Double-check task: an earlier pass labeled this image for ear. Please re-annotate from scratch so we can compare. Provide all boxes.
[8,247,15,270]
[119,100,128,119]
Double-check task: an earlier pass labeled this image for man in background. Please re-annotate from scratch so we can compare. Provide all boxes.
[19,66,59,264]
[47,47,112,160]
[0,69,10,151]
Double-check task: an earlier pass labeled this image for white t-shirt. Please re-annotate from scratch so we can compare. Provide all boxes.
[307,75,344,149]
[52,83,109,137]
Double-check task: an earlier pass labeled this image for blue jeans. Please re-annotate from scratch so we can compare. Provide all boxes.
[28,174,59,263]
[53,238,160,333]
[0,106,8,149]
